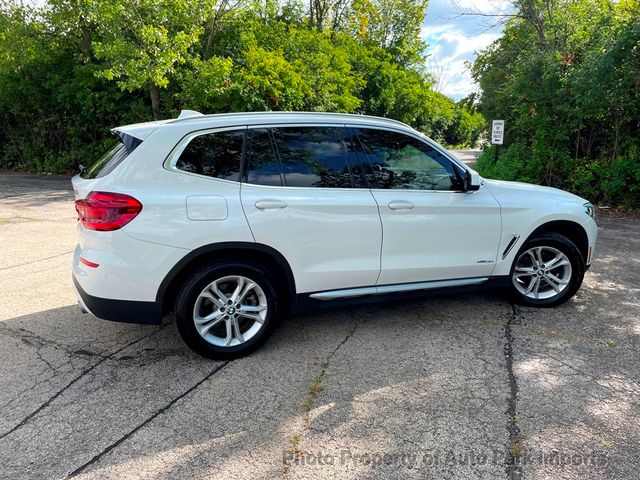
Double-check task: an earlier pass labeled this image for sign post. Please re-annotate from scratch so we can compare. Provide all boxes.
[491,120,504,163]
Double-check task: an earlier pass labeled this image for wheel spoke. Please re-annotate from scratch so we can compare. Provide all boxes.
[526,250,537,267]
[211,281,229,304]
[524,276,537,294]
[514,264,534,279]
[543,276,561,293]
[200,317,225,336]
[532,277,541,298]
[534,247,544,267]
[239,304,267,313]
[224,320,234,346]
[514,273,533,280]
[195,309,223,325]
[238,281,257,303]
[544,254,562,268]
[238,312,264,324]
[549,260,570,269]
[200,290,224,308]
[231,317,244,343]
[546,272,568,286]
[230,277,245,303]
[515,265,535,273]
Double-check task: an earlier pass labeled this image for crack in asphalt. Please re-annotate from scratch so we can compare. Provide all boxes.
[327,317,360,365]
[0,327,167,441]
[283,316,361,478]
[0,326,102,360]
[310,315,361,408]
[504,303,523,480]
[66,360,231,478]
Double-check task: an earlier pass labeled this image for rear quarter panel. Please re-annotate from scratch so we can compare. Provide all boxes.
[95,126,255,250]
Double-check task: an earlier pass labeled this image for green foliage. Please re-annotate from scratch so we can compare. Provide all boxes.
[473,0,640,207]
[476,145,544,185]
[0,0,484,174]
[443,101,485,148]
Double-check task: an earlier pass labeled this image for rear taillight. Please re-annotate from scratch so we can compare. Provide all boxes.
[75,192,142,231]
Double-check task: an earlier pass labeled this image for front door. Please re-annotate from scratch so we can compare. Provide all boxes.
[351,126,502,286]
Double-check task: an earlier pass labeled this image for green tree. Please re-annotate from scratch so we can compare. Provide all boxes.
[473,0,640,207]
[91,0,211,119]
[0,0,486,174]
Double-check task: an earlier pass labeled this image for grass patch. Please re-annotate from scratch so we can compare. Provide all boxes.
[508,434,527,458]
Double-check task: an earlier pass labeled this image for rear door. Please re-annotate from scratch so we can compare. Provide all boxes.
[351,126,502,286]
[240,125,382,294]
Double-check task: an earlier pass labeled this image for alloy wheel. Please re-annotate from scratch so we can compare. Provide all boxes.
[193,275,268,347]
[512,246,572,300]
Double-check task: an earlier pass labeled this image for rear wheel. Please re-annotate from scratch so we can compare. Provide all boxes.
[509,233,585,307]
[174,259,279,359]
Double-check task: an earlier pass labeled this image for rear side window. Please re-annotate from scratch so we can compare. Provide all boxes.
[176,130,244,181]
[81,143,129,179]
[272,127,353,188]
[81,132,142,179]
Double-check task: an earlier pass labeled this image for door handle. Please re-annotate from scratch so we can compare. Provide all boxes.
[388,200,415,211]
[255,200,288,210]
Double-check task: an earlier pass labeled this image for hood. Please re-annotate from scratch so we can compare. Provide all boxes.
[483,178,588,205]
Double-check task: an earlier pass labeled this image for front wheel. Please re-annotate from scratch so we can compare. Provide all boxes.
[509,233,585,307]
[174,259,280,359]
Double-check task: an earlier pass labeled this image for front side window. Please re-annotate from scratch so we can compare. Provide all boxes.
[355,128,463,191]
[271,127,353,188]
[175,129,244,181]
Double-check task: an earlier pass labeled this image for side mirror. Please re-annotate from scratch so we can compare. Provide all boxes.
[464,169,481,191]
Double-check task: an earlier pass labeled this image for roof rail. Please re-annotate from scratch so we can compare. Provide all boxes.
[167,110,411,129]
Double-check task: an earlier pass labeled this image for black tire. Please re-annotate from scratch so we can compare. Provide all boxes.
[174,258,280,359]
[509,233,585,308]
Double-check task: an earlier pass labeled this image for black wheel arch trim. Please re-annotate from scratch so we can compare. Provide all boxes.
[523,220,590,263]
[156,241,297,311]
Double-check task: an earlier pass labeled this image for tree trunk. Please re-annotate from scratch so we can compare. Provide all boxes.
[204,20,216,60]
[150,84,161,120]
[80,20,91,60]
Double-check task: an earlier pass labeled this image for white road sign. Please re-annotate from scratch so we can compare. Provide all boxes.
[491,120,504,145]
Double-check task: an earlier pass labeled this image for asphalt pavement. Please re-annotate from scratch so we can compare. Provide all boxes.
[0,170,638,479]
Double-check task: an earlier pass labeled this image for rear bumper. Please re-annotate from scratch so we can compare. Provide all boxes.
[73,275,162,325]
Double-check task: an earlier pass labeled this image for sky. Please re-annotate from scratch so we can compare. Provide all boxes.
[421,0,510,100]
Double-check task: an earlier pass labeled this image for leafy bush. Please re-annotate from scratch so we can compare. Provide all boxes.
[476,145,543,185]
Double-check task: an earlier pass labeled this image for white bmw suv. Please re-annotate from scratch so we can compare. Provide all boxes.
[72,111,597,358]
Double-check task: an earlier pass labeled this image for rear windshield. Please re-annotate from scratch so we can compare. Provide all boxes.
[80,133,142,179]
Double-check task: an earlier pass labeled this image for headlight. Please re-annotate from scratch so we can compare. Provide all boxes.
[584,202,595,219]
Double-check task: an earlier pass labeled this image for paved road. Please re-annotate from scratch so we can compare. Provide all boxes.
[450,149,482,167]
[0,171,639,479]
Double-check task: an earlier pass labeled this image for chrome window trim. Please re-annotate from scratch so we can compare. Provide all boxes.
[345,123,471,173]
[163,121,478,191]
